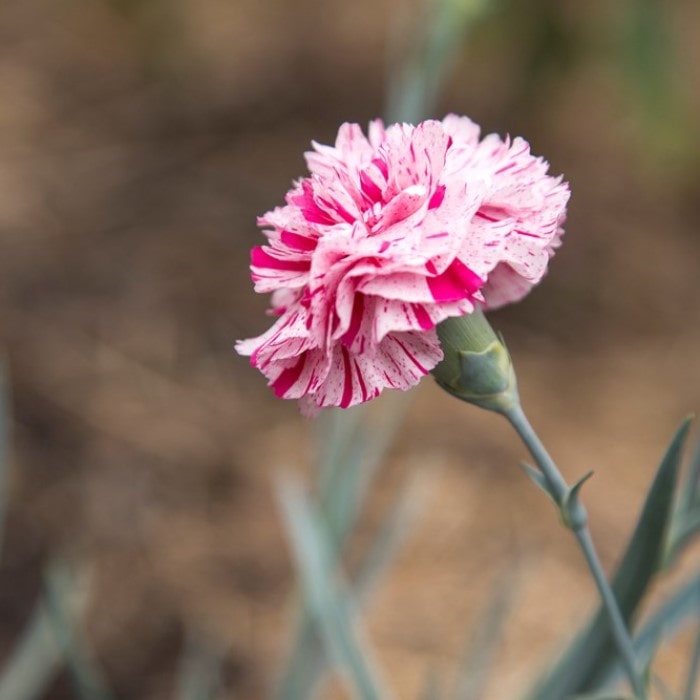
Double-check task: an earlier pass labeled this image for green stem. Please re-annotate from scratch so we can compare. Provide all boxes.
[504,403,647,700]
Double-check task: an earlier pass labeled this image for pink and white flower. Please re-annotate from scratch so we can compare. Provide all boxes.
[237,115,569,414]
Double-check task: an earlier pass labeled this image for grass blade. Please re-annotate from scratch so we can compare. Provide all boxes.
[0,600,63,700]
[273,397,408,699]
[44,561,113,700]
[385,0,492,123]
[354,470,427,602]
[273,469,424,700]
[593,578,700,691]
[452,568,519,700]
[665,432,700,567]
[277,475,391,700]
[0,356,11,557]
[682,620,700,700]
[0,560,93,700]
[175,632,223,700]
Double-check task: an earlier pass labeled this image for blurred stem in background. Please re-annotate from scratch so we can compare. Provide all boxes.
[0,359,9,559]
[620,0,695,165]
[385,0,493,123]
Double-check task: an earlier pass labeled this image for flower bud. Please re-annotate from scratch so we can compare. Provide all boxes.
[432,310,519,413]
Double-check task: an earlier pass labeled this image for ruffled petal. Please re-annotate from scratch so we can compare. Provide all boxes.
[237,115,568,412]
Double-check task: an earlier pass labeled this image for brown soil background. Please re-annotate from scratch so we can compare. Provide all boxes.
[1,1,700,698]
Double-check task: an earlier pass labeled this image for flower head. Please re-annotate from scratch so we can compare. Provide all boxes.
[237,115,569,414]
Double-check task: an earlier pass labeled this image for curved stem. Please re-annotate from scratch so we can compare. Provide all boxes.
[504,403,647,700]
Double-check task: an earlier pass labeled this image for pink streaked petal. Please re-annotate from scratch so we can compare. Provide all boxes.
[290,180,339,225]
[428,184,446,209]
[374,185,427,231]
[236,305,319,369]
[371,298,474,342]
[371,300,434,340]
[306,330,442,411]
[453,215,513,279]
[371,156,388,180]
[481,262,536,309]
[238,115,568,412]
[271,355,306,398]
[427,258,484,302]
[367,119,387,148]
[358,272,434,303]
[251,247,310,273]
[441,114,481,146]
[280,230,317,252]
[333,123,375,173]
[359,169,384,203]
[382,120,449,193]
[252,270,309,295]
[306,345,365,409]
[269,347,330,400]
[339,292,365,347]
[304,142,340,177]
[371,331,443,390]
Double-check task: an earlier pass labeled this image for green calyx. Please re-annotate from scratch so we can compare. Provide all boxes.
[432,310,519,414]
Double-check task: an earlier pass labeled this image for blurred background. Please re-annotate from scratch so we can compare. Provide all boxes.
[1,0,699,697]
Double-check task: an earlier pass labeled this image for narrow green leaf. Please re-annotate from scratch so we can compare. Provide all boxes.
[623,0,674,121]
[530,417,692,700]
[0,600,63,700]
[420,668,442,700]
[354,470,426,602]
[682,620,700,700]
[318,395,408,551]
[272,468,422,700]
[44,562,113,700]
[276,476,390,700]
[665,506,700,569]
[520,462,554,501]
[175,632,223,700]
[601,568,700,688]
[652,674,677,700]
[271,614,324,700]
[0,560,93,700]
[590,570,700,693]
[0,356,11,557]
[665,432,700,566]
[561,471,594,530]
[679,434,700,512]
[385,0,493,123]
[569,695,632,700]
[452,566,519,700]
[274,397,408,700]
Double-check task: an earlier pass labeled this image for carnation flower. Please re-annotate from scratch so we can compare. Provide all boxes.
[237,115,569,414]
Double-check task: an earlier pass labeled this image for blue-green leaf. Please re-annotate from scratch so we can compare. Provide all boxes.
[530,417,692,700]
[276,475,390,700]
[44,562,113,700]
[682,619,700,700]
[0,356,11,557]
[520,462,554,500]
[664,432,700,567]
[273,397,408,700]
[452,565,519,700]
[175,632,223,700]
[0,599,63,700]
